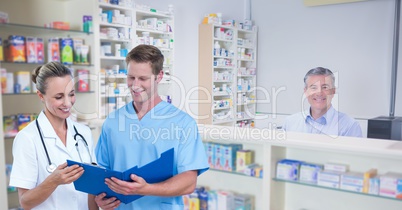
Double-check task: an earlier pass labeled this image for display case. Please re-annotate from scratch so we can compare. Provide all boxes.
[197,125,402,210]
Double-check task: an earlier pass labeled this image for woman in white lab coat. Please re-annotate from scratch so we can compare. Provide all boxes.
[9,61,96,210]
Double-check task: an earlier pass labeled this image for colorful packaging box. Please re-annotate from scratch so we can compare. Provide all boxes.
[76,69,90,92]
[207,190,218,210]
[379,172,402,198]
[214,144,223,170]
[0,68,6,94]
[3,115,18,137]
[36,37,44,63]
[72,38,84,64]
[16,71,31,93]
[189,191,200,210]
[363,168,378,193]
[222,144,242,172]
[0,37,3,61]
[26,36,37,63]
[17,113,32,131]
[48,38,60,62]
[236,150,254,172]
[7,35,26,63]
[204,142,215,169]
[60,38,73,65]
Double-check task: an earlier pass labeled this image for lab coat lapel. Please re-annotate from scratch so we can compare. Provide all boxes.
[37,112,70,155]
[66,118,78,155]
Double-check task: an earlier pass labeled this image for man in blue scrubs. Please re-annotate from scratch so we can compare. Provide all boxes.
[283,67,362,137]
[92,45,209,210]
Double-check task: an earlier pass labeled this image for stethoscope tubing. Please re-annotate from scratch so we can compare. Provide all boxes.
[35,119,93,173]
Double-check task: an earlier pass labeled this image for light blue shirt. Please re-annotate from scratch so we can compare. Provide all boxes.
[283,106,362,137]
[96,101,209,210]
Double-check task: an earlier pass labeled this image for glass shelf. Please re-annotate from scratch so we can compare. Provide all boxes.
[208,168,262,179]
[2,91,95,96]
[273,178,402,202]
[0,23,92,36]
[0,61,94,67]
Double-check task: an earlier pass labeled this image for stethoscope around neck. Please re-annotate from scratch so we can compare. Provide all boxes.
[35,119,95,173]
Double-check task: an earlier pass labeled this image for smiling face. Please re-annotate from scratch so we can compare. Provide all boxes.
[127,60,163,105]
[304,74,336,118]
[38,75,75,121]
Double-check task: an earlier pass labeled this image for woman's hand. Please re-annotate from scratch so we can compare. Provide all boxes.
[48,162,84,185]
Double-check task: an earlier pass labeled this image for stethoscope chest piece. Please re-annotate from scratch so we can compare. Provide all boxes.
[46,163,57,173]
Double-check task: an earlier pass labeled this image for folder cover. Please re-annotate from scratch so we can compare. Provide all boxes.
[67,148,174,204]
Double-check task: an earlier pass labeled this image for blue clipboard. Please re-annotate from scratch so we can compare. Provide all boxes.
[67,148,174,204]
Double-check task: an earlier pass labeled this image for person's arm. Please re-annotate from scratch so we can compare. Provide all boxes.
[18,163,84,209]
[345,121,363,137]
[105,170,198,197]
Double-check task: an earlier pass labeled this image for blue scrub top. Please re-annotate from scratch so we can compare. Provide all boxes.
[96,101,209,210]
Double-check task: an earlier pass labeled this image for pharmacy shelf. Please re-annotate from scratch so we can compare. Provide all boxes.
[272,178,402,202]
[197,125,402,210]
[0,22,92,36]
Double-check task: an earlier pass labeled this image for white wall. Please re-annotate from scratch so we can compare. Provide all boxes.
[252,0,401,122]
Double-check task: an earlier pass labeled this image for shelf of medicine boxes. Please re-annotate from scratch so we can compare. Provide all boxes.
[197,125,266,210]
[272,178,402,202]
[198,125,402,210]
[134,8,174,85]
[268,132,402,210]
[235,28,257,126]
[0,22,93,36]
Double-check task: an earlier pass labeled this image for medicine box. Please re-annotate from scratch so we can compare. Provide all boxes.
[0,37,3,61]
[0,68,6,94]
[7,35,26,63]
[217,190,234,210]
[221,143,242,172]
[26,36,37,63]
[207,190,218,210]
[340,172,364,192]
[324,162,349,173]
[236,150,254,172]
[60,38,73,65]
[379,172,402,198]
[214,144,223,170]
[198,189,208,210]
[299,162,323,184]
[36,37,44,63]
[72,38,84,64]
[317,170,342,188]
[3,115,18,137]
[48,38,60,62]
[17,113,32,131]
[16,71,31,93]
[204,142,215,169]
[363,168,377,193]
[276,159,303,181]
[234,194,253,210]
[76,69,90,92]
[368,176,380,195]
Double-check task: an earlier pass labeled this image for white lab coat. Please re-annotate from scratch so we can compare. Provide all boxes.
[9,111,96,210]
